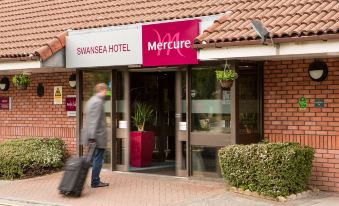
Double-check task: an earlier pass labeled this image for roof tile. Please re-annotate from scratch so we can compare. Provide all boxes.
[0,0,231,60]
[1,0,339,59]
[195,0,339,47]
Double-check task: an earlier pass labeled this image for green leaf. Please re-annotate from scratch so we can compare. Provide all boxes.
[219,142,314,197]
[215,70,238,81]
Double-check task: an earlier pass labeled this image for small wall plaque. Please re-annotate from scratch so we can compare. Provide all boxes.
[298,96,307,109]
[66,95,76,117]
[119,121,128,129]
[0,96,9,110]
[314,98,324,108]
[179,122,187,131]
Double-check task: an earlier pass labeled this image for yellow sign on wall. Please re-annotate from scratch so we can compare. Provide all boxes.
[54,86,62,105]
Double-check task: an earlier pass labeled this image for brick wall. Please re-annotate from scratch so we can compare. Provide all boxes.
[264,58,339,192]
[0,72,76,155]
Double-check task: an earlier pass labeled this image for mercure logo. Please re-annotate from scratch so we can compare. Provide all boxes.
[147,29,191,57]
[142,19,199,67]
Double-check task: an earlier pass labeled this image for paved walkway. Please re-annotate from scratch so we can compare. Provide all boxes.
[0,170,338,206]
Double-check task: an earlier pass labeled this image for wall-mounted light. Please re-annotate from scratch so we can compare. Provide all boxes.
[308,60,328,82]
[191,89,197,98]
[37,83,44,97]
[68,73,76,89]
[0,77,10,91]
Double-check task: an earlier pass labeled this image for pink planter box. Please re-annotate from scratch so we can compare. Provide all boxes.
[130,131,155,167]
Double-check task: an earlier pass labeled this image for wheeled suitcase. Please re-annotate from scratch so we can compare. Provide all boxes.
[58,143,95,197]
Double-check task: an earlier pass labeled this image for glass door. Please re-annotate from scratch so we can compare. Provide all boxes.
[189,66,236,177]
[81,70,112,169]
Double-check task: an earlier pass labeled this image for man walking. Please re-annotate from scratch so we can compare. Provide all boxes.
[83,83,109,188]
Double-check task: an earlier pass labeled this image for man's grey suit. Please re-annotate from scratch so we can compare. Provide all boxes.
[82,94,107,149]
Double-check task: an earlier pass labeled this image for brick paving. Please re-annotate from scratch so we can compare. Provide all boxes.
[0,170,225,206]
[0,171,339,206]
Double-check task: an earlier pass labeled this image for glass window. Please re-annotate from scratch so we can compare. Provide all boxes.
[191,67,231,134]
[237,66,261,144]
[192,146,219,177]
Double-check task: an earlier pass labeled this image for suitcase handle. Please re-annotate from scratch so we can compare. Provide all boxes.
[86,142,96,163]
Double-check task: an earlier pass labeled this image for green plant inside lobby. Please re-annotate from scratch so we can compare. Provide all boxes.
[132,101,154,132]
[12,73,31,90]
[0,138,65,179]
[219,142,314,198]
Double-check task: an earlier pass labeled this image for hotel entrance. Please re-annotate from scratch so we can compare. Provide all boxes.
[78,63,262,178]
[111,69,189,177]
[129,71,176,175]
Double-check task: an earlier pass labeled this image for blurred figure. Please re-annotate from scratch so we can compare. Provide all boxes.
[83,83,109,188]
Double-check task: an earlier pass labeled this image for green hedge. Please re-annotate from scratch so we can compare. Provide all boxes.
[0,138,65,179]
[219,142,314,197]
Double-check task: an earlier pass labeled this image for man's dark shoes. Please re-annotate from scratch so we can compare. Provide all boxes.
[91,182,109,188]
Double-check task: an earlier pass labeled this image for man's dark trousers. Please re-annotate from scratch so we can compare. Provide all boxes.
[91,148,105,187]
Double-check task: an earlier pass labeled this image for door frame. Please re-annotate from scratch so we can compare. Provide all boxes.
[187,65,236,177]
[112,69,130,172]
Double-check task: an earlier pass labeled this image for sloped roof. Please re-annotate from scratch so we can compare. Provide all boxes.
[1,0,339,61]
[195,0,339,48]
[0,0,227,61]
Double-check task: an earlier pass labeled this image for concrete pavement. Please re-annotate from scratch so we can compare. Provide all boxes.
[0,170,338,206]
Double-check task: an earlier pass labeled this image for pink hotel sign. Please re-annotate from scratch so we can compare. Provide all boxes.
[66,20,200,68]
[142,20,200,67]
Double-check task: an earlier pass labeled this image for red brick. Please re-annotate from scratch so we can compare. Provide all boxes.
[317,167,329,172]
[0,72,76,155]
[323,181,335,187]
[264,59,339,192]
[328,150,339,155]
[323,153,335,158]
[329,177,339,183]
[315,158,328,163]
[323,172,335,177]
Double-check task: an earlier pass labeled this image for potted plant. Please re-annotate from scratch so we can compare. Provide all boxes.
[130,102,155,167]
[132,102,153,132]
[12,73,31,90]
[215,67,238,89]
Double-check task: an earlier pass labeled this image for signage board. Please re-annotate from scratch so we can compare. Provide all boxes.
[142,20,200,67]
[54,86,63,105]
[0,96,9,110]
[66,27,142,68]
[314,98,324,108]
[66,95,76,116]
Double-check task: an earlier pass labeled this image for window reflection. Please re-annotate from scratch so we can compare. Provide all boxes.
[191,68,231,134]
[192,146,218,177]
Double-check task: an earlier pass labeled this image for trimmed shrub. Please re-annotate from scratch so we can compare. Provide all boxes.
[219,142,314,197]
[0,138,65,179]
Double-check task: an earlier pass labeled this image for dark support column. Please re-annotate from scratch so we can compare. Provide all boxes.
[76,69,83,157]
[123,70,130,169]
[258,62,264,141]
[232,62,238,145]
[157,75,166,161]
[111,70,117,170]
[187,67,192,176]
